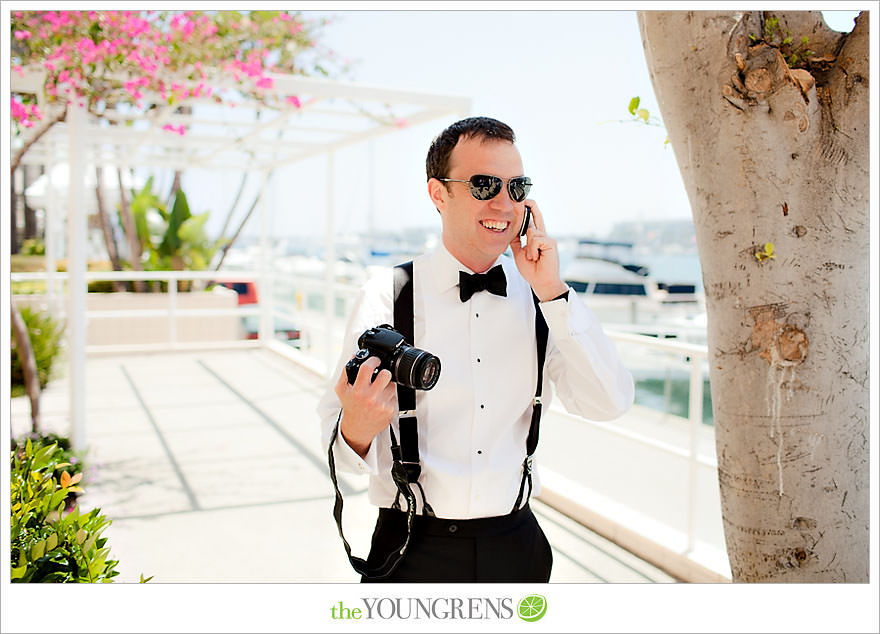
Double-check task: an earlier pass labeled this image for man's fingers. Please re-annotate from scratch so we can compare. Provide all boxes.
[353,356,381,389]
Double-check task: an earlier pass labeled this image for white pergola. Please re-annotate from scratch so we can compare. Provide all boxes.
[12,66,471,448]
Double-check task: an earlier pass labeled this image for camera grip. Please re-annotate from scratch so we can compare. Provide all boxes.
[345,349,373,384]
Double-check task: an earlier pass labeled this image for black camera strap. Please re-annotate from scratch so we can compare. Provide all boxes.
[328,412,418,580]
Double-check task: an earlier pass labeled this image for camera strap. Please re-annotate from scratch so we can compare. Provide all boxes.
[328,411,418,580]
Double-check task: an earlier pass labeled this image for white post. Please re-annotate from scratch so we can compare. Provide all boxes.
[258,170,273,345]
[686,350,705,553]
[323,152,336,377]
[168,276,178,347]
[67,104,88,451]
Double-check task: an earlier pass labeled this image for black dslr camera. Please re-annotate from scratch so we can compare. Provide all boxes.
[345,324,441,391]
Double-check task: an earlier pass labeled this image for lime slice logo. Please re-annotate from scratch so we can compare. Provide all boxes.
[517,594,547,622]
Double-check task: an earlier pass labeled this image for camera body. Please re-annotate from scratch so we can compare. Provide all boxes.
[345,324,441,391]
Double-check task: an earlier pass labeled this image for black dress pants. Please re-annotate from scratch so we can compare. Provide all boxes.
[360,503,553,583]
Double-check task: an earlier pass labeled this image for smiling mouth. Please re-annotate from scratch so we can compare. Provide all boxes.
[480,220,510,233]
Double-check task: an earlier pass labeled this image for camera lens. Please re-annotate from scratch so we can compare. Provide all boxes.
[417,356,441,390]
[395,346,441,390]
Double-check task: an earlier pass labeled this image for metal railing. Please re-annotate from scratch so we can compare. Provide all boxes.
[12,267,724,578]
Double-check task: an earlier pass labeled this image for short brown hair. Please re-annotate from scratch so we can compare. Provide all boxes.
[425,117,516,182]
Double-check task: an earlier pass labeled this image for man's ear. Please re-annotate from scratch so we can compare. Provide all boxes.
[427,178,447,212]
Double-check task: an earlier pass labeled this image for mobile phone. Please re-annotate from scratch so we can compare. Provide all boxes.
[519,205,532,237]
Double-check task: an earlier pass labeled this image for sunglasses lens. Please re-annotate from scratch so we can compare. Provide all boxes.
[509,178,531,202]
[468,175,503,200]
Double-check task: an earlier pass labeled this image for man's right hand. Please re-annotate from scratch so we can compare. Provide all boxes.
[334,355,397,459]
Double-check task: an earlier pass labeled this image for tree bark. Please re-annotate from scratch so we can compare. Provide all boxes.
[10,105,67,177]
[10,178,19,255]
[639,10,869,582]
[10,300,41,434]
[116,168,147,292]
[22,165,39,241]
[213,174,271,271]
[94,166,127,292]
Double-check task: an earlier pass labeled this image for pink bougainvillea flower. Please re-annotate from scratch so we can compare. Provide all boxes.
[161,124,187,136]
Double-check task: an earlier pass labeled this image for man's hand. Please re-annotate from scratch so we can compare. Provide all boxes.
[334,355,397,458]
[509,200,568,302]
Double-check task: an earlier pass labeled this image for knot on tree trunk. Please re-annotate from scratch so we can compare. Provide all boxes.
[723,11,845,110]
[728,44,807,103]
[747,304,810,366]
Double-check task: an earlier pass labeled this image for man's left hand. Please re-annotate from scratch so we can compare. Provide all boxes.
[509,199,568,302]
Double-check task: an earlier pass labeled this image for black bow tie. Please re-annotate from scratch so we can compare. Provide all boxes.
[459,265,507,302]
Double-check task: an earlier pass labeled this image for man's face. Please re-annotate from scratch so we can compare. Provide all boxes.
[429,136,527,273]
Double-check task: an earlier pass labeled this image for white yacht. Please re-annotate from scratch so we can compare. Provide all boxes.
[561,239,706,341]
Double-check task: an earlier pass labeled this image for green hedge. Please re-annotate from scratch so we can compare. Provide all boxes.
[10,438,119,583]
[10,306,63,398]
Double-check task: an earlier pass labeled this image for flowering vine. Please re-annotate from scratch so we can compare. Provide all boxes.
[10,10,335,135]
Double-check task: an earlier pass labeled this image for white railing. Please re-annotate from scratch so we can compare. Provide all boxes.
[12,268,725,579]
[605,332,709,553]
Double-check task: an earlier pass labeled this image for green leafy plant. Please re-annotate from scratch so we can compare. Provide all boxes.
[10,306,64,398]
[127,177,218,278]
[13,433,87,505]
[10,438,119,582]
[20,239,46,256]
[622,96,670,148]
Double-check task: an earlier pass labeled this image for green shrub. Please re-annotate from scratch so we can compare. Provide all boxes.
[10,438,119,583]
[10,306,64,398]
[12,432,86,509]
[20,238,46,256]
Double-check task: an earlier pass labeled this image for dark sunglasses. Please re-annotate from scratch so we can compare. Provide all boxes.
[439,174,532,203]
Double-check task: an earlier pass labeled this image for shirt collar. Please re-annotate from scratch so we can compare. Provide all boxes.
[426,241,506,295]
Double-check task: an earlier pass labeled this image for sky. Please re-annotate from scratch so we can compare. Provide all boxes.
[169,8,860,245]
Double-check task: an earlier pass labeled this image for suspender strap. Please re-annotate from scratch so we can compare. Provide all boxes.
[393,262,420,478]
[392,262,434,516]
[512,293,549,512]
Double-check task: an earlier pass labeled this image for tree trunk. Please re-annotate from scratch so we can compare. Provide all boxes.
[10,105,67,176]
[22,165,39,241]
[116,168,147,292]
[213,174,271,271]
[639,10,869,582]
[10,179,19,255]
[94,166,127,292]
[10,300,41,434]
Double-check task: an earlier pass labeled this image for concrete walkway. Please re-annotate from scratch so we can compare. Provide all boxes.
[11,347,674,584]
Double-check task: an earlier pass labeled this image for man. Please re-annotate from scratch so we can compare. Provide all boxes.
[318,116,634,582]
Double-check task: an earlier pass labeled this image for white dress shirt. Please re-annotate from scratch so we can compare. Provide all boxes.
[318,243,634,519]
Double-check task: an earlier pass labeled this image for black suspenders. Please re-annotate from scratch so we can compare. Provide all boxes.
[328,260,549,580]
[390,261,435,516]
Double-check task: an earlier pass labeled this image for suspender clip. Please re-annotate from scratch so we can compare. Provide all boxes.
[398,409,417,419]
[524,454,534,474]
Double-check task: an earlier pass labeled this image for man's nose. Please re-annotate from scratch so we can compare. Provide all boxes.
[488,185,516,211]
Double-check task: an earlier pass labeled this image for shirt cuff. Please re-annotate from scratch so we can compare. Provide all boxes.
[332,418,380,475]
[539,285,600,339]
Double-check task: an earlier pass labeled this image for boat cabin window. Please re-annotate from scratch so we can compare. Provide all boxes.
[592,283,647,296]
